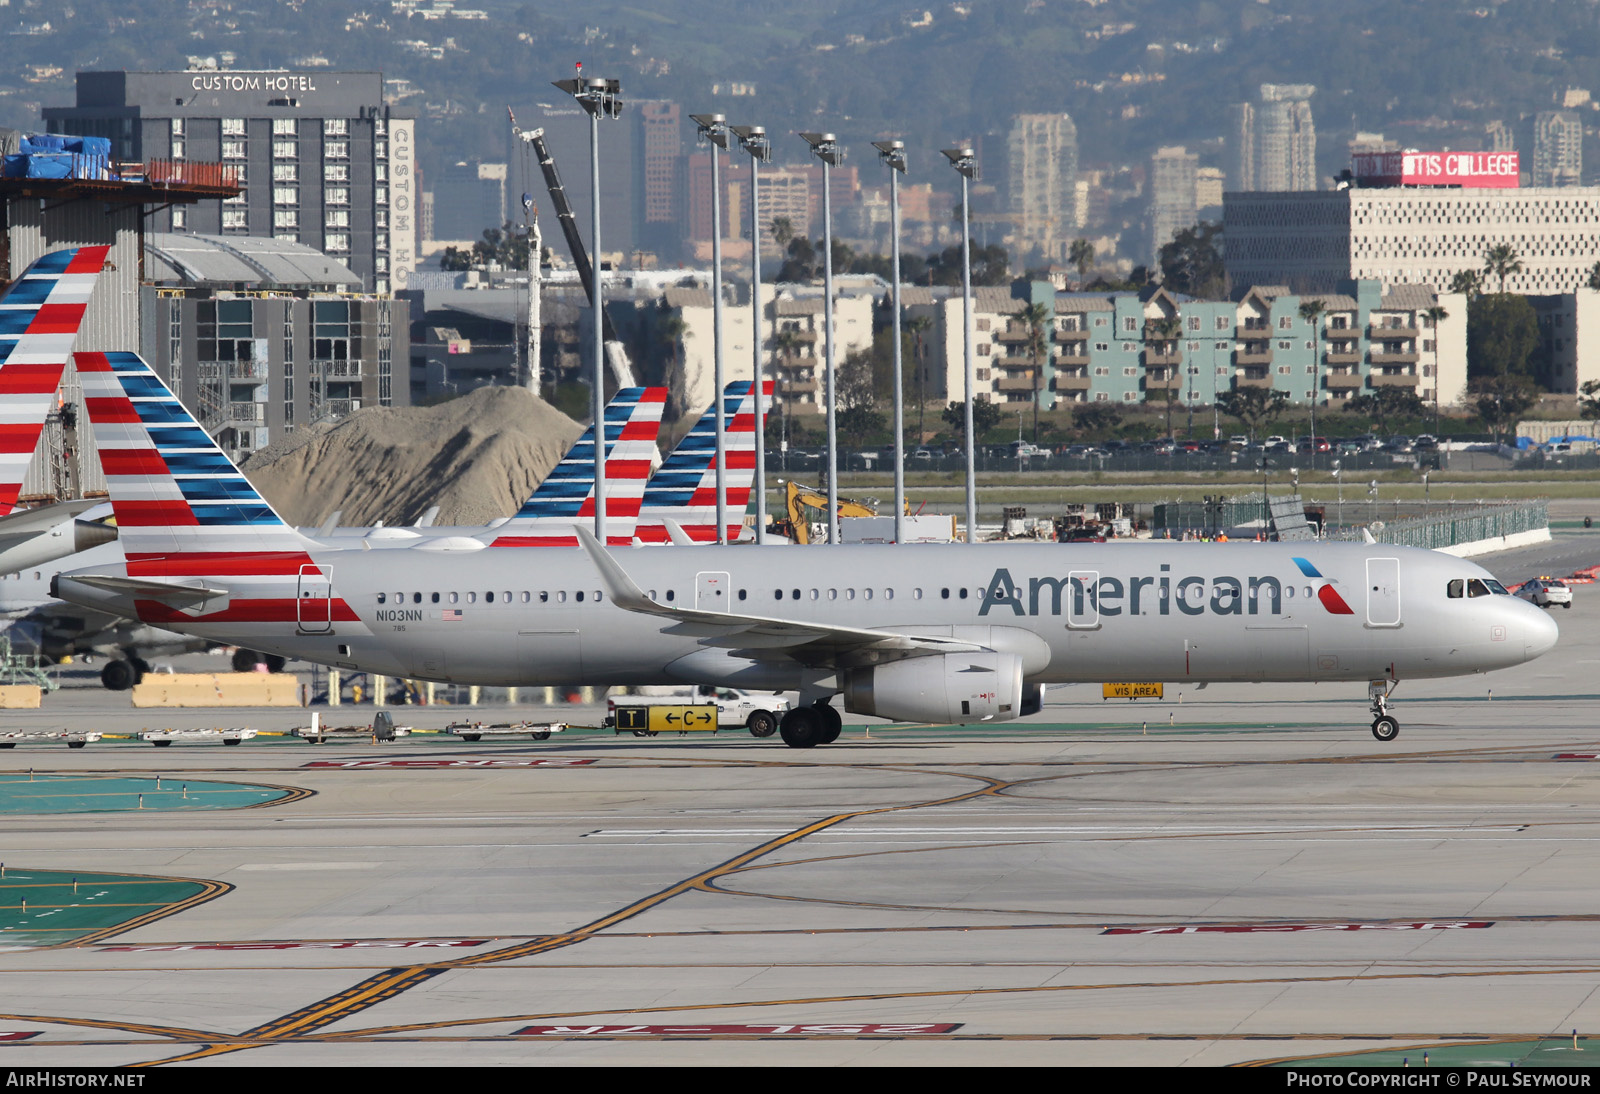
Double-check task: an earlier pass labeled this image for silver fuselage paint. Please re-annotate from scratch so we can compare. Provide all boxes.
[55,541,1558,690]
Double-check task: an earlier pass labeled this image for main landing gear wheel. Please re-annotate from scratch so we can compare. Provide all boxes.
[779,706,822,749]
[100,660,137,691]
[1371,716,1399,742]
[816,702,842,744]
[746,710,778,738]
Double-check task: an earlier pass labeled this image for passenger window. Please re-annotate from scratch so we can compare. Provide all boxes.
[884,589,893,600]
[941,588,950,599]
[540,591,549,603]
[503,591,511,603]
[1447,580,1463,599]
[377,593,386,604]
[792,589,801,599]
[666,590,675,602]
[521,592,530,603]
[959,588,968,599]
[557,591,566,603]
[468,591,478,603]
[827,589,837,600]
[913,588,922,600]
[809,589,819,600]
[594,591,602,602]
[775,589,783,600]
[449,592,459,604]
[486,591,495,603]
[738,589,747,600]
[1285,586,1295,598]
[432,592,440,603]
[413,592,422,604]
[575,591,584,602]
[861,588,871,600]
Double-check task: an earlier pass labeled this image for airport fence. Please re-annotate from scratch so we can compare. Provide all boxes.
[1325,499,1549,550]
[1153,495,1549,550]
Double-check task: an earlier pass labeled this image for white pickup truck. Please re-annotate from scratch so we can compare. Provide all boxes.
[605,686,792,738]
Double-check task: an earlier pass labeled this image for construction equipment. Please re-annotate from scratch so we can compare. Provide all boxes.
[772,480,891,544]
[509,108,636,389]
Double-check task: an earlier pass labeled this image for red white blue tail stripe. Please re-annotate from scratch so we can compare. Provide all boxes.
[491,386,666,547]
[636,380,770,544]
[76,350,359,627]
[0,247,110,514]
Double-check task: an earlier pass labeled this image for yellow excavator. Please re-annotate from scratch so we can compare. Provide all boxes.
[771,480,899,544]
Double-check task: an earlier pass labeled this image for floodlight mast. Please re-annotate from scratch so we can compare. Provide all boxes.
[692,113,732,544]
[943,145,979,542]
[874,139,908,543]
[554,72,623,539]
[801,131,844,543]
[733,124,772,544]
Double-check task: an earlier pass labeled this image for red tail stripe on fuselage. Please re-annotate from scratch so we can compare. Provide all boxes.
[110,500,201,527]
[64,246,112,274]
[0,363,68,394]
[100,448,174,476]
[0,423,46,454]
[135,598,362,625]
[27,303,88,336]
[125,551,324,578]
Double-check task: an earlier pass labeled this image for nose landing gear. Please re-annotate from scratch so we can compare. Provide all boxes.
[1369,679,1399,742]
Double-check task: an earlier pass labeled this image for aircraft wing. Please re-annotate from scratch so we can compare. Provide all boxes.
[576,527,983,669]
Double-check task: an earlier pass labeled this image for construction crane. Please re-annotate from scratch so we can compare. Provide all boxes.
[509,108,637,389]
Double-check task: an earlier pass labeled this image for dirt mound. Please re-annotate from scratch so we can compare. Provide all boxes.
[242,386,584,528]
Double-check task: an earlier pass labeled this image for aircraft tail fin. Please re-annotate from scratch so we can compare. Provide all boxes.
[76,350,317,574]
[491,385,667,547]
[636,380,770,544]
[0,246,112,515]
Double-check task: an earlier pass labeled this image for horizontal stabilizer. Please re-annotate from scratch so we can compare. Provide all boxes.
[67,574,227,606]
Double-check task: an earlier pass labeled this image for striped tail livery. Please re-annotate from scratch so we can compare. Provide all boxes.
[0,247,111,514]
[73,350,364,635]
[636,380,770,544]
[490,386,667,547]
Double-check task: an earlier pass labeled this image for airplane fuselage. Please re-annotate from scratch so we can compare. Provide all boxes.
[57,540,1558,691]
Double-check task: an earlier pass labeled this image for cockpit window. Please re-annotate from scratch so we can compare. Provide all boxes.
[1447,580,1463,599]
[1467,578,1493,598]
[1485,579,1509,595]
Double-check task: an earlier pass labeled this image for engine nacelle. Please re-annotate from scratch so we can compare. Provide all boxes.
[842,651,1025,725]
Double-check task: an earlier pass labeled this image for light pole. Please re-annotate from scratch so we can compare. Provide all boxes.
[692,113,732,544]
[733,124,771,544]
[873,139,908,543]
[943,145,979,542]
[554,69,622,541]
[801,131,844,543]
[1332,461,1343,530]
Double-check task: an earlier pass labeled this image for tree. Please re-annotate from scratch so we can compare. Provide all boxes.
[1347,387,1426,435]
[1471,374,1538,441]
[1215,385,1289,440]
[1581,378,1600,422]
[770,217,794,249]
[924,241,1010,287]
[1020,301,1051,442]
[1466,292,1540,381]
[904,314,934,438]
[837,346,877,411]
[838,405,885,448]
[1449,269,1483,299]
[776,235,821,282]
[1073,403,1122,438]
[1146,315,1183,436]
[1157,221,1225,298]
[942,399,1002,445]
[1588,261,1600,292]
[1298,298,1327,448]
[655,305,690,412]
[1482,243,1524,294]
[1069,238,1095,281]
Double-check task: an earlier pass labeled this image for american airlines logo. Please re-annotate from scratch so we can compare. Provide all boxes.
[978,559,1353,618]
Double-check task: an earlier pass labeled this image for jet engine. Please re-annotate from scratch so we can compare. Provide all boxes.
[841,651,1027,725]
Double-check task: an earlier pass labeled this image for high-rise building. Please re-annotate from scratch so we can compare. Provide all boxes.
[1148,146,1198,263]
[1231,84,1318,192]
[1534,110,1583,187]
[1006,113,1079,262]
[429,161,507,245]
[637,101,684,259]
[43,70,416,294]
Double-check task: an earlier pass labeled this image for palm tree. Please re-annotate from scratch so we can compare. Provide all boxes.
[1449,269,1483,299]
[770,217,794,250]
[1424,303,1449,433]
[771,327,804,451]
[904,314,933,438]
[1483,243,1523,294]
[1069,238,1095,285]
[1148,315,1183,438]
[1298,298,1327,464]
[1587,261,1600,291]
[1020,302,1051,442]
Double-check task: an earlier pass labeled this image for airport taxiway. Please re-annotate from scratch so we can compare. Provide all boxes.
[0,536,1598,1067]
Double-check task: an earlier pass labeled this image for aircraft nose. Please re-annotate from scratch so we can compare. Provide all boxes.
[1524,605,1559,661]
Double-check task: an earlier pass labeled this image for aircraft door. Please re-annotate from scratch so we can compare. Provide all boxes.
[1366,558,1401,628]
[696,571,731,612]
[1067,570,1099,630]
[297,565,332,634]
